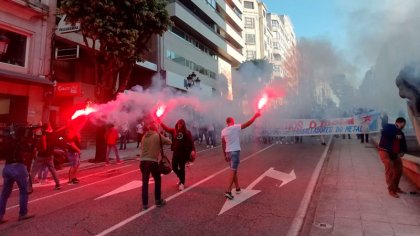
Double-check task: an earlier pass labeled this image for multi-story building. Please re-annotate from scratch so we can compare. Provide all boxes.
[0,0,55,125]
[242,1,298,92]
[163,0,244,100]
[242,0,270,61]
[267,13,298,91]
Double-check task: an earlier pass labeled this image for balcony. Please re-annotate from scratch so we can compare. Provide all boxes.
[6,0,49,18]
[167,1,244,64]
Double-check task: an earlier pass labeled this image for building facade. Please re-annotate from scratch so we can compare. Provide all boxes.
[242,0,269,61]
[267,14,298,91]
[0,0,55,126]
[242,1,298,91]
[163,0,244,100]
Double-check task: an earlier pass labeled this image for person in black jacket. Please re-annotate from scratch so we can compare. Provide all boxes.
[159,119,196,191]
[30,123,61,191]
[378,117,407,198]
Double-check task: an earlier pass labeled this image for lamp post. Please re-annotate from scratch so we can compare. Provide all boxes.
[0,34,10,56]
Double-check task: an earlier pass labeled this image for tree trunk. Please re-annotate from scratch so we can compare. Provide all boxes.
[93,60,117,163]
[94,126,107,163]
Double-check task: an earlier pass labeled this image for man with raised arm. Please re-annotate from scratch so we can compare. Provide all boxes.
[222,112,261,200]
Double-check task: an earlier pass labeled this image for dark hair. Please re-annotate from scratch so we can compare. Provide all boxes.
[226,117,234,124]
[396,117,406,123]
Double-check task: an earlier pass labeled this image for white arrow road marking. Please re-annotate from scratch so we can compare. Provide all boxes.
[95,180,154,200]
[218,189,261,215]
[267,169,296,188]
[218,167,296,215]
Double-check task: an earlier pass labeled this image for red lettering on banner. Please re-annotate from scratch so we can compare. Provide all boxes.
[309,121,317,128]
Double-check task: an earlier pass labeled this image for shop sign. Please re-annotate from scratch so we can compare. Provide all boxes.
[55,82,81,96]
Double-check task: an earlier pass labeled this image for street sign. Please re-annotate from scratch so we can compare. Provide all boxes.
[218,167,296,215]
[57,15,81,34]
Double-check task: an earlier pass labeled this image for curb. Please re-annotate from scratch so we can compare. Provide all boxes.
[286,135,334,236]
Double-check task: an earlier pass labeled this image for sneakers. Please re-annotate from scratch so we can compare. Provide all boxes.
[67,179,79,185]
[396,188,406,194]
[156,199,166,207]
[54,185,61,190]
[142,205,148,210]
[178,183,185,191]
[18,214,35,221]
[389,191,400,198]
[235,188,241,194]
[224,192,234,200]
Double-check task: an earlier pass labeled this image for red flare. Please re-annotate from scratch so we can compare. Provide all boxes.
[156,105,166,118]
[258,94,268,110]
[71,107,96,120]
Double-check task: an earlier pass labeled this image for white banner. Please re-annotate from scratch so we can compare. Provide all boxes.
[258,112,381,137]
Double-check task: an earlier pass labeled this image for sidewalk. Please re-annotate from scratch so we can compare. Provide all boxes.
[301,138,420,236]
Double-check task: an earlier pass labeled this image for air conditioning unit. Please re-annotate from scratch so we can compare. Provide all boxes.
[55,45,79,60]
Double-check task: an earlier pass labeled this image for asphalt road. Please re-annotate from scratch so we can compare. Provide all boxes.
[0,137,327,236]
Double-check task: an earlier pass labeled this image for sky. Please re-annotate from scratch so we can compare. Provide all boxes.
[263,0,348,51]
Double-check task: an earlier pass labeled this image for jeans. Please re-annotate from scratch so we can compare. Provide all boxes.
[67,152,80,167]
[207,131,216,146]
[140,161,161,206]
[172,156,188,185]
[227,151,240,170]
[0,163,29,218]
[106,145,120,163]
[30,156,60,186]
[119,132,128,150]
[361,134,369,143]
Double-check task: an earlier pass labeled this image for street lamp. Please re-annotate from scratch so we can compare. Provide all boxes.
[0,34,10,56]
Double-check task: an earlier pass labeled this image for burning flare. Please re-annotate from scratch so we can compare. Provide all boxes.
[258,94,268,110]
[71,107,96,120]
[156,105,166,118]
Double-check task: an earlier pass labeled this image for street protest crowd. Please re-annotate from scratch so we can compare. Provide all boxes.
[0,109,408,225]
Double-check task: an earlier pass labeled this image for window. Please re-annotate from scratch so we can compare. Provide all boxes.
[169,26,217,60]
[244,1,254,9]
[166,50,216,79]
[273,42,279,49]
[244,17,255,29]
[206,0,216,10]
[233,7,242,18]
[271,20,279,28]
[0,28,27,67]
[273,54,281,61]
[246,50,256,60]
[245,34,255,45]
[273,65,280,72]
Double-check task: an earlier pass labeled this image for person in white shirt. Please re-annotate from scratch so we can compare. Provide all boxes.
[221,112,261,200]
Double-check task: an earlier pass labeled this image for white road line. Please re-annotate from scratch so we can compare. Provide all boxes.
[286,136,333,236]
[6,169,140,210]
[12,162,135,192]
[96,144,276,236]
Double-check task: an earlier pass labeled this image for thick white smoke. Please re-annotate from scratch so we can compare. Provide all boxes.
[338,0,420,116]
